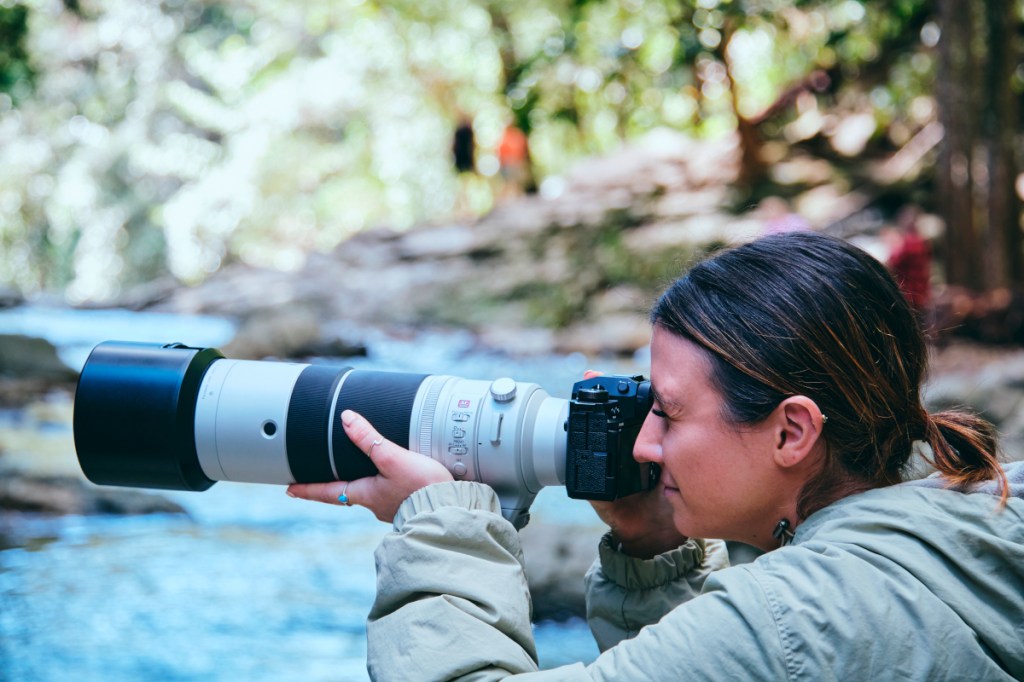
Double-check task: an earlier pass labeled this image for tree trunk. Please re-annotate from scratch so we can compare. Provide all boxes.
[982,0,1022,288]
[937,0,1022,291]
[718,20,767,190]
[936,0,980,289]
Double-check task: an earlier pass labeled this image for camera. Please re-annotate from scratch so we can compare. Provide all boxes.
[73,341,656,527]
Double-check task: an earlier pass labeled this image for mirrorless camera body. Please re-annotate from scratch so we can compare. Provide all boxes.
[566,375,653,501]
[73,341,656,528]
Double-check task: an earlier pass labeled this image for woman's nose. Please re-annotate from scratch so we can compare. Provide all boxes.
[632,412,663,464]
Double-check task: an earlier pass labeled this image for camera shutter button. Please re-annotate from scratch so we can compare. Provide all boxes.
[490,378,517,403]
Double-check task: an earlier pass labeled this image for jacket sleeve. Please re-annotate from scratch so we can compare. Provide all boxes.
[366,481,780,682]
[367,481,544,682]
[584,533,730,651]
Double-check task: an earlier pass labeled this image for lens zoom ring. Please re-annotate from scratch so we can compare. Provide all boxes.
[287,365,348,483]
[333,371,428,480]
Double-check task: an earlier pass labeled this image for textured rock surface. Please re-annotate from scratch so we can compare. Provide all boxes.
[0,471,187,515]
[0,334,77,382]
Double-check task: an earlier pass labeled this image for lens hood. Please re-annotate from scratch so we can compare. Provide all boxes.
[73,341,223,491]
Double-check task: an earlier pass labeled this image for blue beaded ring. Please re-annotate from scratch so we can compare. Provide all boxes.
[338,483,350,506]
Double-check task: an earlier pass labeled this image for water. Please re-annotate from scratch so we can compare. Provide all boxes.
[0,306,237,371]
[0,492,601,681]
[0,309,640,680]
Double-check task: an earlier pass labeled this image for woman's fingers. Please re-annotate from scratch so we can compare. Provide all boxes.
[340,409,400,471]
[286,410,391,505]
[287,480,351,505]
[341,409,382,457]
[286,409,454,522]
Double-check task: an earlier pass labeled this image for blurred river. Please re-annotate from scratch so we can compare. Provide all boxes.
[0,308,648,681]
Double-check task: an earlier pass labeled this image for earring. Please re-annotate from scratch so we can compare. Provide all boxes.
[772,518,795,546]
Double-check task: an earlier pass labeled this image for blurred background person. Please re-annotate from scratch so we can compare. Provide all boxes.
[451,114,479,218]
[497,122,530,200]
[884,205,933,328]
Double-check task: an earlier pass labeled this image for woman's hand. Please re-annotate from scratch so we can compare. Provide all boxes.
[583,370,687,558]
[286,409,454,523]
[590,488,687,559]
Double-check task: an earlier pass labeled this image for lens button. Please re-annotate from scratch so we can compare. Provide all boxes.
[489,378,517,403]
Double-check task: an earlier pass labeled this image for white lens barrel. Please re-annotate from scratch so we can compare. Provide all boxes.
[407,376,568,521]
[194,359,570,518]
[523,394,569,489]
[195,359,308,484]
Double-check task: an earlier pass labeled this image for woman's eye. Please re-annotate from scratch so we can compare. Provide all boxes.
[651,408,668,419]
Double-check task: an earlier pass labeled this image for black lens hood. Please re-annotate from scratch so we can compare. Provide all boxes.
[73,341,223,491]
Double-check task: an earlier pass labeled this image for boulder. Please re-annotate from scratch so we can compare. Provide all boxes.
[0,334,77,381]
[0,470,187,515]
[925,342,1024,461]
[0,286,24,310]
[223,305,368,360]
[520,521,604,621]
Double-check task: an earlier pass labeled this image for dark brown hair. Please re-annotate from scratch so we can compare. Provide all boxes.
[652,231,1007,520]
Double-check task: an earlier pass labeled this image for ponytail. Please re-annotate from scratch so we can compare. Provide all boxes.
[923,410,1009,505]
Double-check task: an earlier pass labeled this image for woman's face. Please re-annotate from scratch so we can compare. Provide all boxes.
[634,326,786,547]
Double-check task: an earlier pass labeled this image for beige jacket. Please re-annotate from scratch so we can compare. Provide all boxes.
[367,471,1024,681]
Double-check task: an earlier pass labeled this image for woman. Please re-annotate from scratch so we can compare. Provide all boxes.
[288,232,1024,680]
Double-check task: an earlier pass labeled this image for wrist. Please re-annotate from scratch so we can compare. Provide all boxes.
[610,527,688,560]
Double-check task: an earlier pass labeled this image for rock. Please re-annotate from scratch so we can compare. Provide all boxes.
[587,285,654,318]
[622,215,761,256]
[555,313,651,357]
[520,521,604,621]
[476,326,557,357]
[0,286,24,309]
[0,470,187,515]
[931,285,1024,345]
[0,377,68,408]
[0,334,78,381]
[924,341,1024,462]
[83,276,178,311]
[395,224,481,260]
[223,305,367,360]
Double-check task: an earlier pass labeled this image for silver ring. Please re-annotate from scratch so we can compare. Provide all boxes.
[337,483,351,506]
[370,437,383,452]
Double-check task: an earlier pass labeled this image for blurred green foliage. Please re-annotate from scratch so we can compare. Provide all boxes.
[0,0,943,302]
[0,4,33,102]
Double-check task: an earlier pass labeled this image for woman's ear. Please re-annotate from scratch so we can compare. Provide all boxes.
[772,396,827,469]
